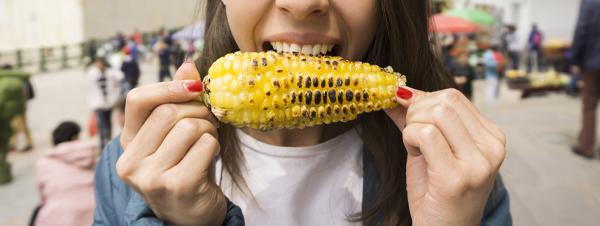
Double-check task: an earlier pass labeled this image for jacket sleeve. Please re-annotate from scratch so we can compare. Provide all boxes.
[93,135,245,226]
[124,193,245,226]
[570,0,591,67]
[480,174,512,226]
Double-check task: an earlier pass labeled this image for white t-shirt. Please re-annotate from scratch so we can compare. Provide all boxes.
[216,129,364,226]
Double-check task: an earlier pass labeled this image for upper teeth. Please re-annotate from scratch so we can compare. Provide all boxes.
[269,41,334,55]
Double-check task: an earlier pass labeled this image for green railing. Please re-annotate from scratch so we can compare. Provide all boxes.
[0,27,182,72]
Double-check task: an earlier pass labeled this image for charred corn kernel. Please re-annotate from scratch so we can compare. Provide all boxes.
[196,51,407,131]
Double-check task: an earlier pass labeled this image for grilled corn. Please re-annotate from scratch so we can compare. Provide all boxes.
[196,51,407,131]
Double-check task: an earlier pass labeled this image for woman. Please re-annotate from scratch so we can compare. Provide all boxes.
[87,58,123,149]
[35,122,96,225]
[94,0,510,225]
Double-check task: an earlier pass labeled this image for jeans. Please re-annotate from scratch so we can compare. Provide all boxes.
[159,65,171,82]
[527,48,543,72]
[96,109,112,149]
[578,69,600,156]
[508,51,519,70]
[486,76,500,105]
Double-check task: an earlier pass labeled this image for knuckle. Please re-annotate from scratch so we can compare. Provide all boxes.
[125,88,142,107]
[430,103,454,120]
[418,124,439,140]
[438,89,461,104]
[139,174,163,195]
[176,118,201,134]
[115,157,132,180]
[198,120,219,139]
[153,104,179,123]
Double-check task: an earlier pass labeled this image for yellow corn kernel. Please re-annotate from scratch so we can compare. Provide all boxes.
[198,51,407,131]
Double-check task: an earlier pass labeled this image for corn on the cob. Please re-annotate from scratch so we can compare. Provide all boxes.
[196,51,407,131]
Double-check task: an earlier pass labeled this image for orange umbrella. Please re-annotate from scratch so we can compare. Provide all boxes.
[430,14,481,33]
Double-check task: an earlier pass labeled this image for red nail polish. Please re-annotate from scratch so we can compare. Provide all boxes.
[396,87,413,100]
[184,81,203,92]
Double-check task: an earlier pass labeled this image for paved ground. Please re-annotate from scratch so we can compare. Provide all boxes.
[1,62,600,225]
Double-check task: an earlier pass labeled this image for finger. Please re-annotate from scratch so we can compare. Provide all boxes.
[151,118,219,170]
[126,102,218,159]
[394,86,431,108]
[173,61,201,81]
[383,86,430,132]
[174,133,221,181]
[406,102,481,161]
[403,123,457,172]
[121,80,204,148]
[407,89,496,148]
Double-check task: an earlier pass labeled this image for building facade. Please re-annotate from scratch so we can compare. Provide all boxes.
[0,0,199,52]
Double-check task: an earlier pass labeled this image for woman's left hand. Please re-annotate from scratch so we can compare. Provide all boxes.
[384,87,506,226]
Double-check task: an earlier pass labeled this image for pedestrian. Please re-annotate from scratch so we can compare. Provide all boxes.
[86,38,97,67]
[504,25,521,70]
[451,52,476,100]
[170,41,186,69]
[131,28,143,45]
[571,0,600,159]
[0,65,30,184]
[527,24,544,72]
[483,45,501,105]
[157,39,172,82]
[2,65,34,152]
[112,31,126,50]
[87,58,123,149]
[34,122,96,226]
[94,1,511,225]
[120,46,141,90]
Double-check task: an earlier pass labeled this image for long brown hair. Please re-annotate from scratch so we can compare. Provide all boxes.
[195,0,456,225]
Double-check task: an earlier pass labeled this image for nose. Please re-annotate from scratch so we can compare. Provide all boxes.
[276,0,329,20]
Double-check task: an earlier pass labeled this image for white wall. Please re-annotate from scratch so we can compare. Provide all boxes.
[0,0,84,51]
[82,0,199,40]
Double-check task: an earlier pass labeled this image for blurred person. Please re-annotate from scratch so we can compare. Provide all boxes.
[0,65,30,184]
[571,0,600,159]
[483,45,500,105]
[451,52,475,100]
[114,98,127,128]
[86,38,97,67]
[3,65,34,152]
[566,65,581,97]
[157,39,172,82]
[34,122,96,226]
[527,24,544,72]
[120,46,141,91]
[171,41,186,69]
[131,28,143,45]
[87,58,123,149]
[504,25,521,70]
[126,37,139,61]
[112,31,126,50]
[162,30,173,47]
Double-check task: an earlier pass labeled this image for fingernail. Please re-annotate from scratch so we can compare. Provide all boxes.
[184,81,203,92]
[396,87,413,100]
[183,61,195,66]
[218,122,222,127]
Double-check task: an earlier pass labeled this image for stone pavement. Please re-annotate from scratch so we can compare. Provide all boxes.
[1,63,600,225]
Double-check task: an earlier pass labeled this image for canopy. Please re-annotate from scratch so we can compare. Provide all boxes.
[430,14,480,33]
[172,21,205,40]
[443,8,495,24]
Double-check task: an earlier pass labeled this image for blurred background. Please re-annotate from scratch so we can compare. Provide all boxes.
[0,0,598,225]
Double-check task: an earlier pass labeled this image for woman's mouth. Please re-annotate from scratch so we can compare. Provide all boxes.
[262,42,341,56]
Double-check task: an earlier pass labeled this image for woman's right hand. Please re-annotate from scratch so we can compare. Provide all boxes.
[116,62,227,226]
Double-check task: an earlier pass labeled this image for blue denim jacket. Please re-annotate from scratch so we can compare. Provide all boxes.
[93,135,512,226]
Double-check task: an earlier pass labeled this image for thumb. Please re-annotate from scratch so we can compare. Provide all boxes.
[383,86,430,132]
